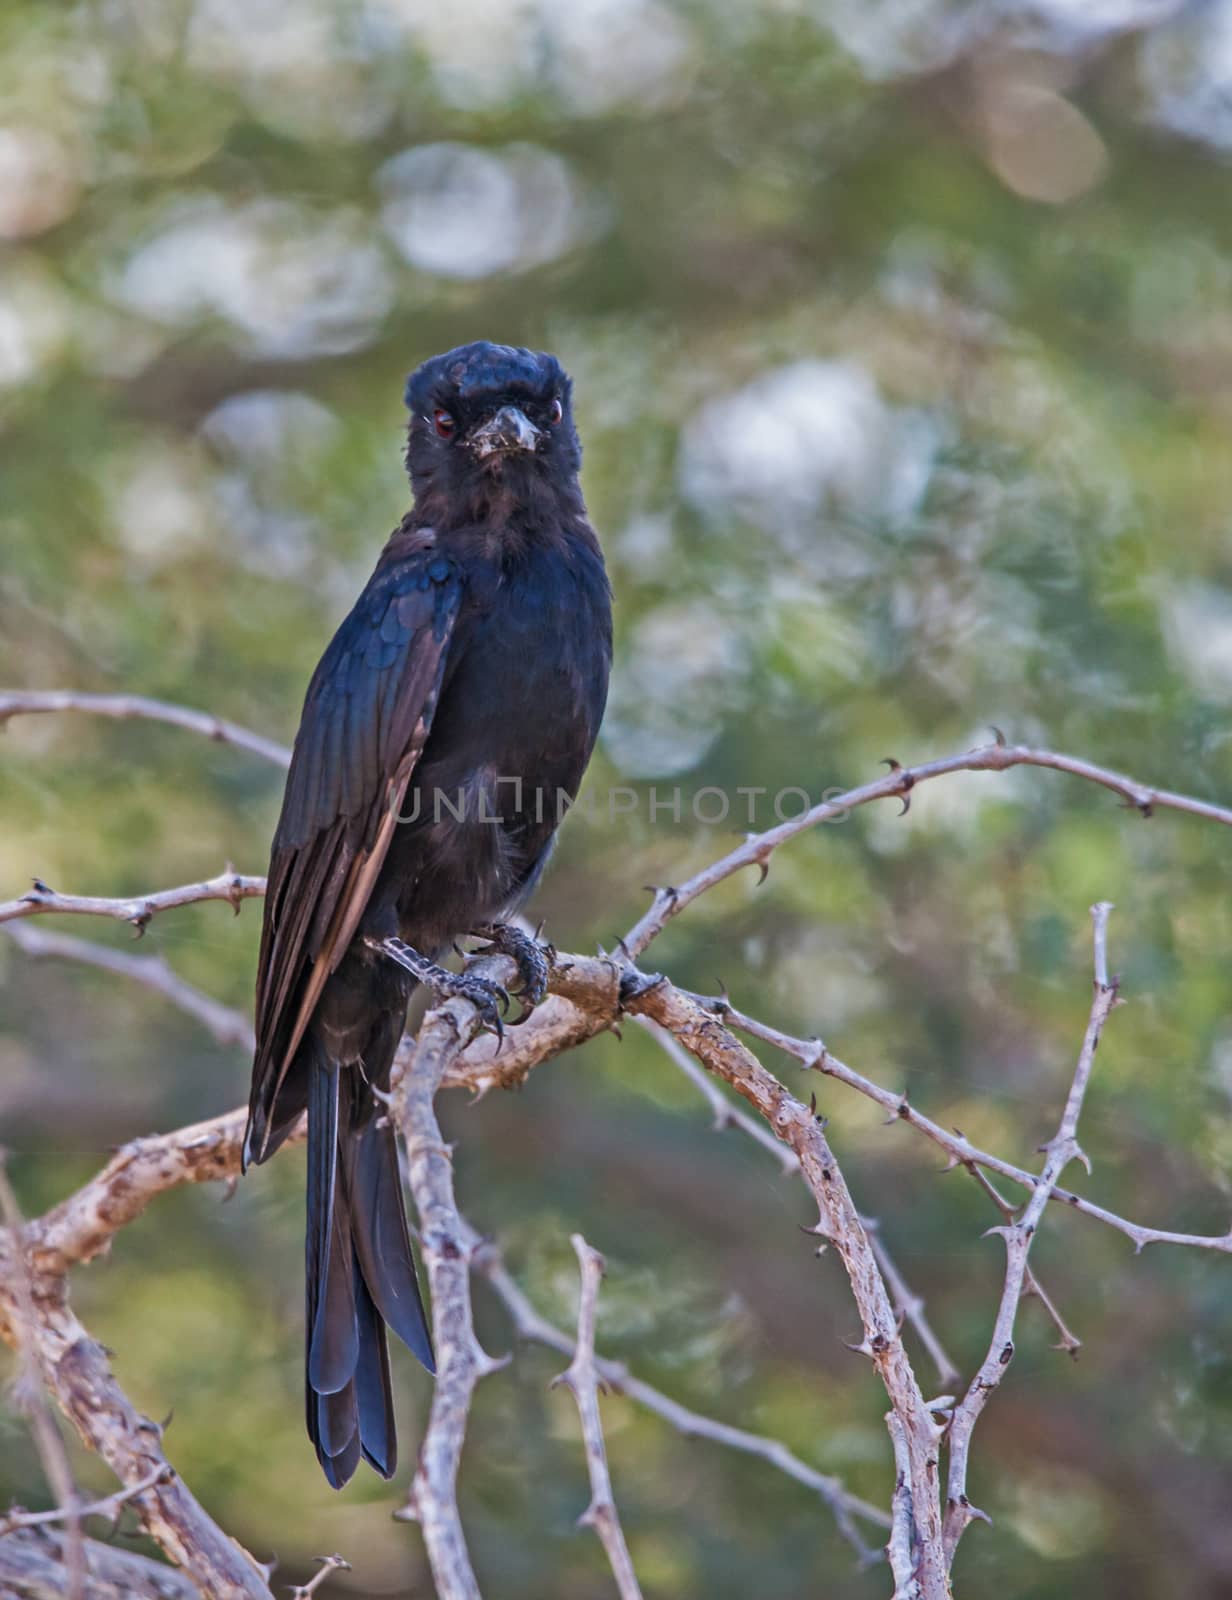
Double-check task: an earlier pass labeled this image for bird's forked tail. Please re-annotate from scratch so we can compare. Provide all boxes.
[304,1031,434,1488]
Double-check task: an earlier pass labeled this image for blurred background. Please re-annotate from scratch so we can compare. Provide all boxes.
[4,0,1232,1594]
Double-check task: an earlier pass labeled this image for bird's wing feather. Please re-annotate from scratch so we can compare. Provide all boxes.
[246,536,462,1161]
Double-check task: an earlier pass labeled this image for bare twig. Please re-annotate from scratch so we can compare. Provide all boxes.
[0,1158,84,1600]
[0,689,291,768]
[965,1167,1081,1356]
[0,1464,171,1537]
[391,954,516,1600]
[622,741,1232,958]
[552,1236,643,1600]
[5,924,255,1051]
[289,1554,351,1598]
[0,871,265,932]
[942,903,1121,1562]
[473,1241,890,1560]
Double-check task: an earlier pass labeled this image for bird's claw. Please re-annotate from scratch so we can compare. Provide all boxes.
[445,973,510,1040]
[469,922,552,1023]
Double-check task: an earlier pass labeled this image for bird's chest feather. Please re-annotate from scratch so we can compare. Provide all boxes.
[380,534,610,936]
[424,540,610,797]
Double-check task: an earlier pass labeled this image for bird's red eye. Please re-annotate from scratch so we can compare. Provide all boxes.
[548,398,563,425]
[433,408,455,438]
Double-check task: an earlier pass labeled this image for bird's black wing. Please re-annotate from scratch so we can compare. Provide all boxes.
[245,531,462,1165]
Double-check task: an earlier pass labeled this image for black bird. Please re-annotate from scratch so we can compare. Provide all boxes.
[243,342,612,1487]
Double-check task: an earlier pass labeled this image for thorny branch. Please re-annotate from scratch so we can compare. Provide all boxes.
[963,1166,1081,1357]
[941,903,1121,1564]
[390,954,517,1600]
[0,871,265,932]
[5,719,1232,957]
[886,1412,921,1600]
[621,739,1232,959]
[4,934,1228,1590]
[552,1236,644,1600]
[6,693,1232,1595]
[863,1220,960,1393]
[4,919,1226,1594]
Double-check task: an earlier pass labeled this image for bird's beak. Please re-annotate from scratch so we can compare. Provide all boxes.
[470,405,541,458]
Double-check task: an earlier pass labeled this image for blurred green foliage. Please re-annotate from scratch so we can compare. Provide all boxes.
[4,1,1232,1594]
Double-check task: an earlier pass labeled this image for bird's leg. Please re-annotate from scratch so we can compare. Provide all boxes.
[363,935,509,1039]
[468,922,553,1020]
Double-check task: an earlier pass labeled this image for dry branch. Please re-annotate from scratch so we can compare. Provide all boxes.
[886,1411,922,1600]
[15,894,1210,1261]
[390,956,517,1600]
[1,951,893,1582]
[863,1220,960,1393]
[964,1166,1081,1356]
[621,739,1232,958]
[0,873,264,932]
[636,1017,800,1174]
[552,1236,643,1600]
[941,903,1121,1563]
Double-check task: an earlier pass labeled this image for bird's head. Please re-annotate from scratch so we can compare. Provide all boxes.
[404,342,582,526]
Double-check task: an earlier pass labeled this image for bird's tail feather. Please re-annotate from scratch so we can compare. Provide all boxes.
[304,1029,433,1488]
[343,1113,436,1371]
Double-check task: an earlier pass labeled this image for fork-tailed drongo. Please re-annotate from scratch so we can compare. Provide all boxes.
[243,342,612,1487]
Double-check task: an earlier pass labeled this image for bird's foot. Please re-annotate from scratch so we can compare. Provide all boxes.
[364,936,510,1039]
[468,922,553,1022]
